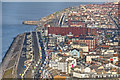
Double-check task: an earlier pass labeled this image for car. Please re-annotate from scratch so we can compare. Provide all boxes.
[39,70,41,73]
[36,64,38,66]
[44,62,46,64]
[41,67,43,69]
[37,61,40,64]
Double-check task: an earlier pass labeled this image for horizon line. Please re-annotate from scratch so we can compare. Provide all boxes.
[1,0,118,2]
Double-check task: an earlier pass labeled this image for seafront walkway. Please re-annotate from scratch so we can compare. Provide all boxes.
[1,34,25,78]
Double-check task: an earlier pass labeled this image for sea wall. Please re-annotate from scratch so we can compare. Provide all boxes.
[23,21,41,25]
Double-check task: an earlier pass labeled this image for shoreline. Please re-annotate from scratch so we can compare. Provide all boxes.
[1,36,17,65]
[0,1,114,62]
[1,1,119,79]
[1,33,25,78]
[0,33,23,66]
[1,0,119,66]
[2,1,119,63]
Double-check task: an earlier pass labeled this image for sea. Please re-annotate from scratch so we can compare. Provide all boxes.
[2,2,104,63]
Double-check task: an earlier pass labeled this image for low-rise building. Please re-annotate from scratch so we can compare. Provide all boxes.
[72,71,90,78]
[86,54,100,63]
[66,57,77,73]
[58,58,68,73]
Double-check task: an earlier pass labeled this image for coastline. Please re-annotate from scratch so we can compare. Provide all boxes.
[1,36,17,64]
[0,34,20,65]
[1,1,119,79]
[2,2,106,61]
[0,35,18,79]
[1,33,25,78]
[2,1,116,62]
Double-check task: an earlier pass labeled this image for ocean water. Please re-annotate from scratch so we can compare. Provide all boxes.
[2,2,104,62]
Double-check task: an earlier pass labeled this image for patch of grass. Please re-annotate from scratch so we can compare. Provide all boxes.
[3,68,14,78]
[26,70,32,78]
[6,60,15,69]
[106,35,111,38]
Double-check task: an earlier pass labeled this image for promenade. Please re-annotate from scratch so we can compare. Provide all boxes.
[1,34,25,78]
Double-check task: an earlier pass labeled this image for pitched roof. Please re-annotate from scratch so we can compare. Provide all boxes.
[59,58,66,62]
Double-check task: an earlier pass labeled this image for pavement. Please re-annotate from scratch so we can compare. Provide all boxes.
[17,33,28,78]
[1,34,25,78]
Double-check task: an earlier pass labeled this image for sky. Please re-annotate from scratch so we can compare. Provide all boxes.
[1,0,119,2]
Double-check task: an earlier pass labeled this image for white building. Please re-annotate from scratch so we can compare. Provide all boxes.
[73,71,90,78]
[49,61,58,69]
[58,58,67,73]
[86,54,100,63]
[56,35,65,44]
[66,57,77,73]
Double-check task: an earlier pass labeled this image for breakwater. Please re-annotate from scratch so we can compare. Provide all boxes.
[23,21,41,25]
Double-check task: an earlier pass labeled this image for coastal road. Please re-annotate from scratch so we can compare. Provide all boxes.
[32,32,40,64]
[17,33,30,78]
[34,32,46,78]
[17,32,41,78]
[21,32,41,78]
[59,13,65,27]
[17,32,44,78]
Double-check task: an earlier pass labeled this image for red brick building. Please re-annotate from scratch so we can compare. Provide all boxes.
[79,39,96,51]
[87,28,98,36]
[48,27,86,36]
[47,27,97,36]
[68,37,96,51]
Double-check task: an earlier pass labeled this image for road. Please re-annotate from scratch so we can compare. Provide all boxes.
[32,32,40,64]
[34,32,46,78]
[60,14,65,27]
[22,32,41,78]
[17,33,34,78]
[17,34,27,78]
[108,8,119,29]
[16,32,46,78]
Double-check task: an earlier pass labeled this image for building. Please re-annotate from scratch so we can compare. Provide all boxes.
[72,71,90,78]
[48,27,86,36]
[58,58,68,73]
[86,54,100,63]
[54,75,66,80]
[49,61,58,69]
[66,57,77,73]
[71,42,89,52]
[48,36,56,47]
[69,49,80,58]
[56,35,65,44]
[79,37,96,51]
[69,48,83,58]
[70,37,96,51]
[68,20,85,27]
[47,27,98,36]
